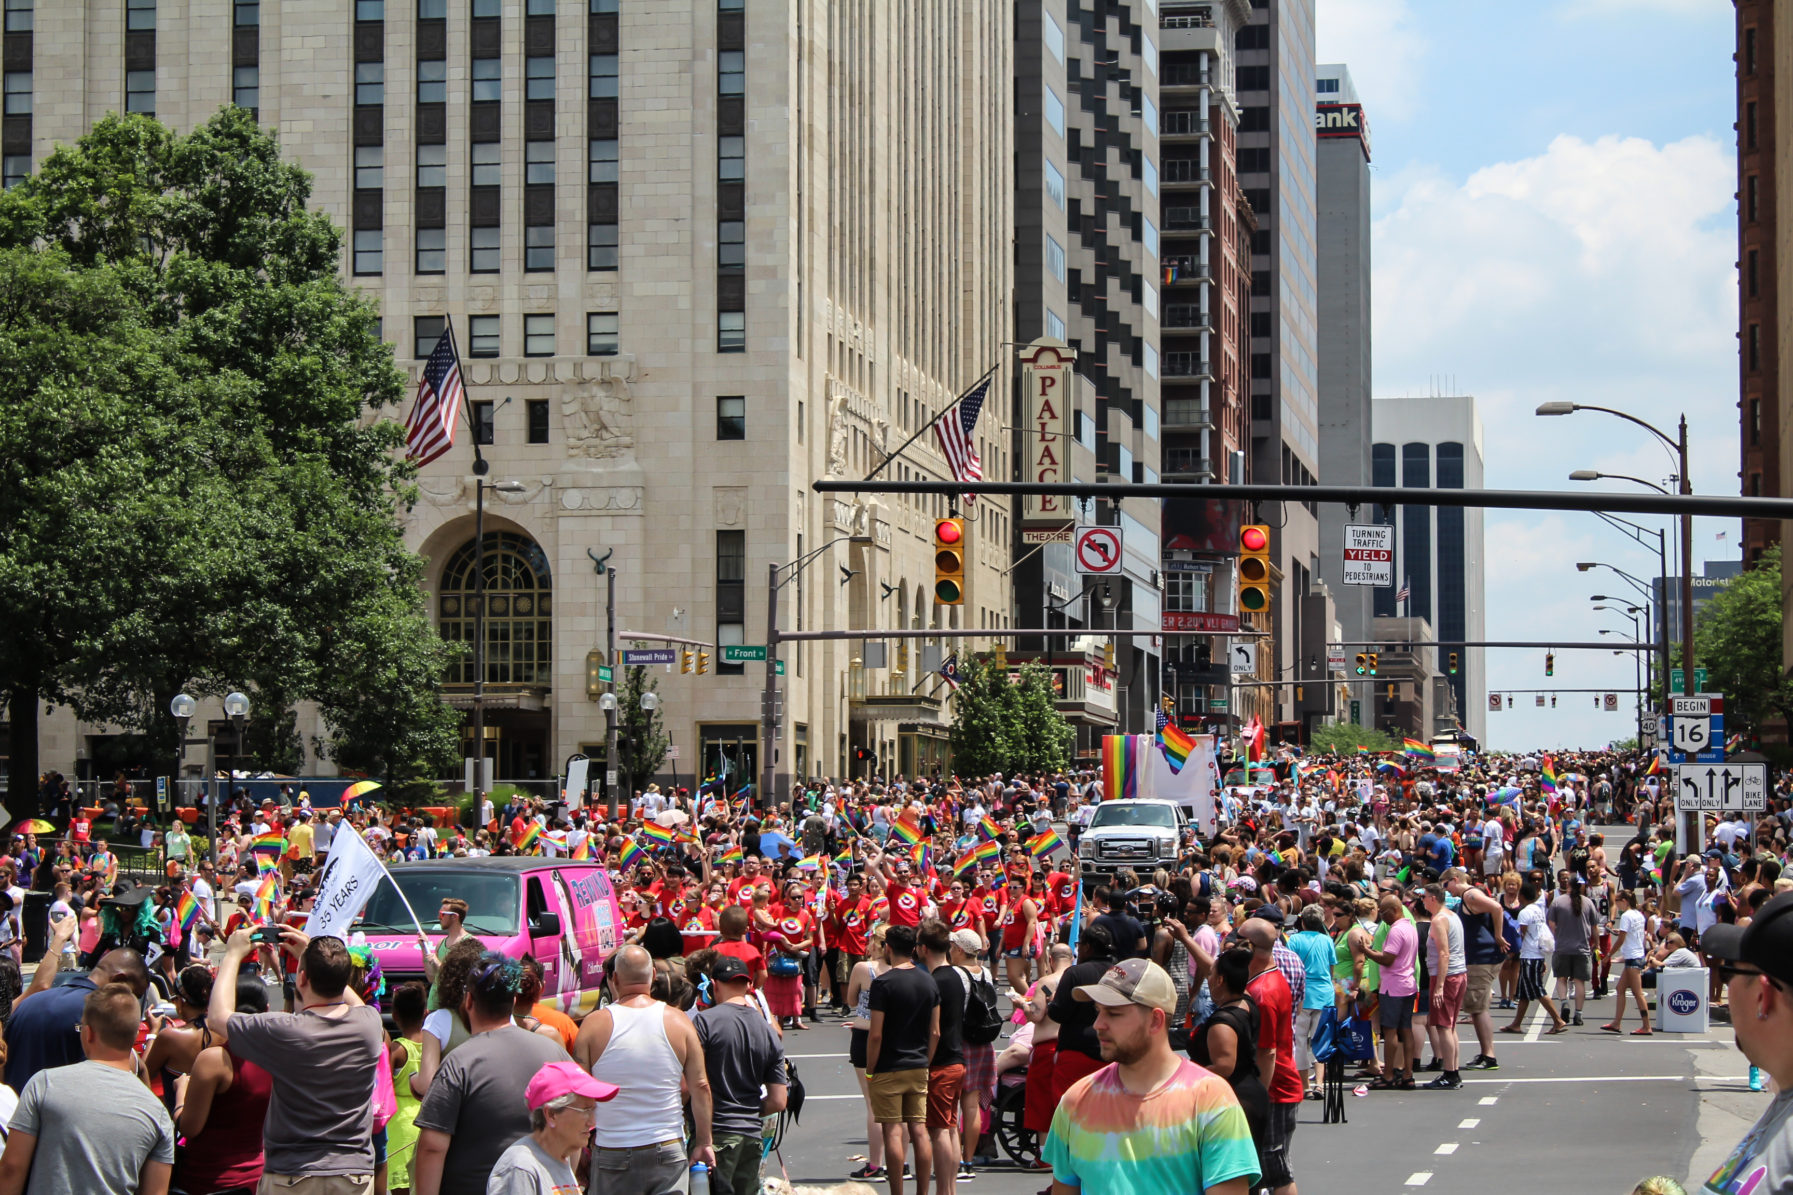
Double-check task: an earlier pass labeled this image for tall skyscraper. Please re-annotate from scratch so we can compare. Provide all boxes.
[1373,396,1486,745]
[1312,64,1373,663]
[1737,0,1781,565]
[1156,0,1255,731]
[1235,0,1319,726]
[1013,0,1162,742]
[21,0,1017,796]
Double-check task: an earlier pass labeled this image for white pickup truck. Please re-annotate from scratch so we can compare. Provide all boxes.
[1075,798,1188,884]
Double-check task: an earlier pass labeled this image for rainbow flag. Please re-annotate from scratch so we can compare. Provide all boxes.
[890,816,923,848]
[252,873,277,925]
[1156,720,1196,774]
[1377,760,1407,777]
[972,838,1001,864]
[254,849,278,875]
[516,822,542,853]
[910,841,932,873]
[1027,828,1065,858]
[640,822,676,847]
[953,848,979,878]
[1357,746,1375,755]
[1403,738,1436,762]
[175,890,201,932]
[251,831,285,859]
[1644,754,1662,777]
[339,779,382,808]
[571,836,592,861]
[617,838,646,871]
[978,815,1003,842]
[717,844,745,865]
[1540,756,1559,796]
[796,854,823,871]
[834,845,854,866]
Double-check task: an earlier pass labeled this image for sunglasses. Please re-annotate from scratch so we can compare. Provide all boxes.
[1718,963,1769,984]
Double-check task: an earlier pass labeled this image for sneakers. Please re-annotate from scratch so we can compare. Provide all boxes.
[848,1165,885,1180]
[1572,1011,1584,1026]
[1424,1072,1463,1090]
[1420,1058,1444,1073]
[1463,1055,1500,1071]
[958,1163,976,1180]
[1751,1066,1766,1092]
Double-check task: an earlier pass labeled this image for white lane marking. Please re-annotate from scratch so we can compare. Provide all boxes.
[1405,1173,1433,1187]
[1478,1096,1499,1106]
[1458,1118,1480,1129]
[1524,1007,1547,1043]
[786,1053,850,1059]
[1462,1074,1736,1085]
[1435,1143,1459,1155]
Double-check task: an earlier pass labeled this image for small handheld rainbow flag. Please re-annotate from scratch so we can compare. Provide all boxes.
[1377,760,1407,777]
[909,841,931,870]
[254,849,279,876]
[717,844,744,865]
[796,854,823,871]
[1403,738,1436,762]
[251,831,285,860]
[1644,754,1662,777]
[175,890,201,932]
[1027,828,1065,858]
[617,838,646,871]
[834,845,854,866]
[953,848,979,879]
[1540,756,1559,796]
[571,836,592,861]
[978,815,1003,842]
[972,838,1001,864]
[252,873,278,925]
[1156,718,1196,774]
[890,815,923,847]
[516,822,542,853]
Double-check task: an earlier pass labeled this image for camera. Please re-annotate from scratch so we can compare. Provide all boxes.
[251,926,282,945]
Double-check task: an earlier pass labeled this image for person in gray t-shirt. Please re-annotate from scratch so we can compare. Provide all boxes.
[413,953,571,1195]
[693,957,789,1195]
[0,984,175,1195]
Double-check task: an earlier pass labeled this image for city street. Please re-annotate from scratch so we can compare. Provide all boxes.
[773,998,1758,1195]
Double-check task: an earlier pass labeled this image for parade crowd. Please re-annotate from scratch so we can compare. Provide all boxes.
[2,743,1792,1195]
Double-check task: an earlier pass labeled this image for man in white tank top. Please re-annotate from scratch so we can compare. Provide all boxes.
[1422,884,1468,1089]
[574,946,717,1195]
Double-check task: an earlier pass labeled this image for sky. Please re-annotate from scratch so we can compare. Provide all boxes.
[1315,0,1741,751]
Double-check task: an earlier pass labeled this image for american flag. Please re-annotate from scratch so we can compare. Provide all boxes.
[939,653,961,691]
[1155,707,1170,731]
[1395,576,1411,603]
[934,377,991,503]
[405,327,465,466]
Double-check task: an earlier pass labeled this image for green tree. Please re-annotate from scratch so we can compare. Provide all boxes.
[0,110,460,805]
[1307,721,1397,755]
[617,665,671,794]
[947,657,1075,777]
[1691,545,1793,740]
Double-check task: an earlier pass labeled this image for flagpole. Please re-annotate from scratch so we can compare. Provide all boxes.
[864,360,1002,481]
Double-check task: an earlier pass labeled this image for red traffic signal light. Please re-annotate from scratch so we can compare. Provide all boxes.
[934,517,966,605]
[1237,525,1271,614]
[1240,525,1268,553]
[934,519,962,545]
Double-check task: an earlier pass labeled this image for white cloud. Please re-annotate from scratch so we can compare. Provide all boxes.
[1316,0,1428,122]
[1370,133,1738,749]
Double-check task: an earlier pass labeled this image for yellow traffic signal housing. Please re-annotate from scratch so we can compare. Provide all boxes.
[1448,652,1459,675]
[1103,641,1116,669]
[681,649,694,674]
[1354,653,1367,676]
[1237,525,1271,614]
[1367,652,1379,676]
[696,650,710,675]
[934,518,966,605]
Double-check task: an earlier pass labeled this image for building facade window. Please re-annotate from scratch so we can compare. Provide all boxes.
[417,58,447,103]
[589,222,617,270]
[526,55,554,100]
[470,226,500,272]
[415,227,446,273]
[469,314,500,357]
[4,0,31,32]
[589,53,617,97]
[1044,87,1064,137]
[527,0,555,12]
[355,62,384,106]
[417,143,446,187]
[472,0,500,16]
[413,315,445,358]
[2,72,27,115]
[126,0,156,31]
[1043,160,1065,210]
[472,57,501,102]
[716,529,745,674]
[525,140,555,184]
[587,311,618,355]
[1,155,27,188]
[352,228,382,275]
[418,0,445,16]
[438,531,554,686]
[718,134,744,180]
[472,399,494,444]
[718,310,745,352]
[524,223,555,271]
[233,65,259,111]
[717,396,745,440]
[718,50,743,95]
[125,70,156,114]
[1045,234,1065,282]
[356,0,384,17]
[718,219,744,269]
[589,137,617,182]
[471,142,501,186]
[527,398,550,442]
[354,145,383,189]
[524,313,555,356]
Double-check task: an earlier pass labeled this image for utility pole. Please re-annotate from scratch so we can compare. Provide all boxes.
[605,565,619,820]
[760,562,779,812]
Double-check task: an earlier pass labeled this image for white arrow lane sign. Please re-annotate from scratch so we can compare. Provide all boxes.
[1673,762,1767,812]
[1230,640,1257,675]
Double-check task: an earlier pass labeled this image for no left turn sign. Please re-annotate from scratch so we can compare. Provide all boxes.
[1075,525,1123,575]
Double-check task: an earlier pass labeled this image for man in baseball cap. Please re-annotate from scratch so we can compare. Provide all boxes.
[487,1061,619,1192]
[1044,958,1260,1195]
[1699,890,1793,1190]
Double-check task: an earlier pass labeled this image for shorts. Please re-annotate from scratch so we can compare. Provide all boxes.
[1003,943,1037,960]
[926,1063,965,1130]
[1622,958,1645,970]
[962,1040,997,1106]
[1482,851,1504,877]
[1378,993,1416,1030]
[1427,973,1468,1029]
[1553,952,1592,981]
[1294,1006,1322,1071]
[850,1026,869,1070]
[1517,958,1548,1002]
[836,951,866,984]
[867,1067,930,1124]
[1258,1100,1299,1189]
[1463,963,1499,1015]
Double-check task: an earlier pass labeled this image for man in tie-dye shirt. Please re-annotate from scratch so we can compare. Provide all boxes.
[1042,958,1258,1195]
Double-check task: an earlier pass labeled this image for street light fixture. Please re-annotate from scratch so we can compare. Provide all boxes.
[222,691,249,858]
[1570,470,1670,495]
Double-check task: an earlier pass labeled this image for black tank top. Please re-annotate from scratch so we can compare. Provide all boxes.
[1460,896,1502,965]
[1192,997,1268,1145]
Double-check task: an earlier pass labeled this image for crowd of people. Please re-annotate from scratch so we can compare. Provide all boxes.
[1,744,1791,1195]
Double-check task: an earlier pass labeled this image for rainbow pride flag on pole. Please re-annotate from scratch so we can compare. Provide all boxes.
[717,844,744,866]
[251,831,286,864]
[1540,755,1559,796]
[640,822,676,847]
[515,822,542,854]
[1402,738,1436,763]
[978,815,1004,842]
[252,873,277,925]
[953,848,979,879]
[571,836,592,861]
[972,838,1001,864]
[1156,718,1196,774]
[176,890,201,932]
[1028,828,1065,858]
[890,815,924,848]
[617,838,646,871]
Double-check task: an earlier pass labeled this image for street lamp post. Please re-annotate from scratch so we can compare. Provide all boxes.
[1571,470,1675,700]
[223,691,249,864]
[169,693,211,866]
[641,691,669,795]
[470,472,525,805]
[1594,605,1646,733]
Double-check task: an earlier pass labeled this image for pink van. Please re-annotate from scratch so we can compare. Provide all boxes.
[357,857,624,1016]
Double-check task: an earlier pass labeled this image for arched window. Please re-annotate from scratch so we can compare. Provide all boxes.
[438,532,553,685]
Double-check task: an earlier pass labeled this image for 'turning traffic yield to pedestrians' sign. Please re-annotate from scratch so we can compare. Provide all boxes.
[1341,524,1394,587]
[1074,525,1123,575]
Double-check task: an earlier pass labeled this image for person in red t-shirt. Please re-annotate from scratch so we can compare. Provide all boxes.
[713,903,767,989]
[1000,874,1041,992]
[830,873,873,1012]
[869,852,924,928]
[1241,918,1301,1195]
[726,856,766,902]
[1045,867,1077,936]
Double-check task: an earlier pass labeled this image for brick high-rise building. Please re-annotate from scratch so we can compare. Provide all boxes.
[1738,0,1781,563]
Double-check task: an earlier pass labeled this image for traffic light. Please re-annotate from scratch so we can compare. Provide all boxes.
[1447,652,1459,675]
[680,649,694,674]
[1367,652,1379,676]
[1545,652,1555,677]
[993,642,1008,670]
[896,643,909,672]
[933,517,966,605]
[1103,641,1116,669]
[696,650,710,675]
[1354,653,1367,676]
[1237,525,1271,614]
[1507,695,1514,709]
[1551,694,1558,708]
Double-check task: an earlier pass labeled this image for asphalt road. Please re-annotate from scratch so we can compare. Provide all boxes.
[771,993,1759,1195]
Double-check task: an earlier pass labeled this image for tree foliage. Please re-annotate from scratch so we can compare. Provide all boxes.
[948,658,1076,778]
[617,665,671,795]
[0,110,460,803]
[1307,721,1397,755]
[1692,546,1793,739]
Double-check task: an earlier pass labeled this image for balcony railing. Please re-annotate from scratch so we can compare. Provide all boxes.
[1162,256,1213,286]
[1163,159,1212,185]
[1163,353,1213,378]
[1164,207,1211,231]
[1163,399,1214,428]
[1161,110,1211,137]
[1164,304,1212,330]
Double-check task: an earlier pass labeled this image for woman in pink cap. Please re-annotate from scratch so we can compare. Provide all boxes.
[487,1060,619,1193]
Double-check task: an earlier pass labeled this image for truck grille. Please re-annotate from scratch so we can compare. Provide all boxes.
[1098,838,1156,860]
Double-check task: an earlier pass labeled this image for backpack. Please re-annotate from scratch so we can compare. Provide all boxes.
[957,966,1003,1045]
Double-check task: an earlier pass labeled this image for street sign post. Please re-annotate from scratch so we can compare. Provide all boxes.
[1665,694,1725,765]
[596,665,613,684]
[1229,641,1257,675]
[722,645,768,663]
[1669,667,1709,692]
[1342,524,1394,587]
[1074,526,1123,575]
[1672,761,1767,812]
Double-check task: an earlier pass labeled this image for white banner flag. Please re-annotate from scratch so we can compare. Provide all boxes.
[307,827,398,942]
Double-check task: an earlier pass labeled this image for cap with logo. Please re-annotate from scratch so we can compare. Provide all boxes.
[1701,890,1793,989]
[711,955,752,984]
[1073,958,1178,1013]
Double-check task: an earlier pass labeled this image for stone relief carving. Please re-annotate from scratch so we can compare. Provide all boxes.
[563,375,635,463]
[827,392,849,476]
[715,487,747,527]
[559,487,644,513]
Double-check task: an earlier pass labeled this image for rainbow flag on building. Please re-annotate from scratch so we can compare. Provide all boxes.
[1028,828,1065,858]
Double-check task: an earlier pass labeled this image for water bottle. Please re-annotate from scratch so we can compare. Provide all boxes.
[689,1162,711,1195]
